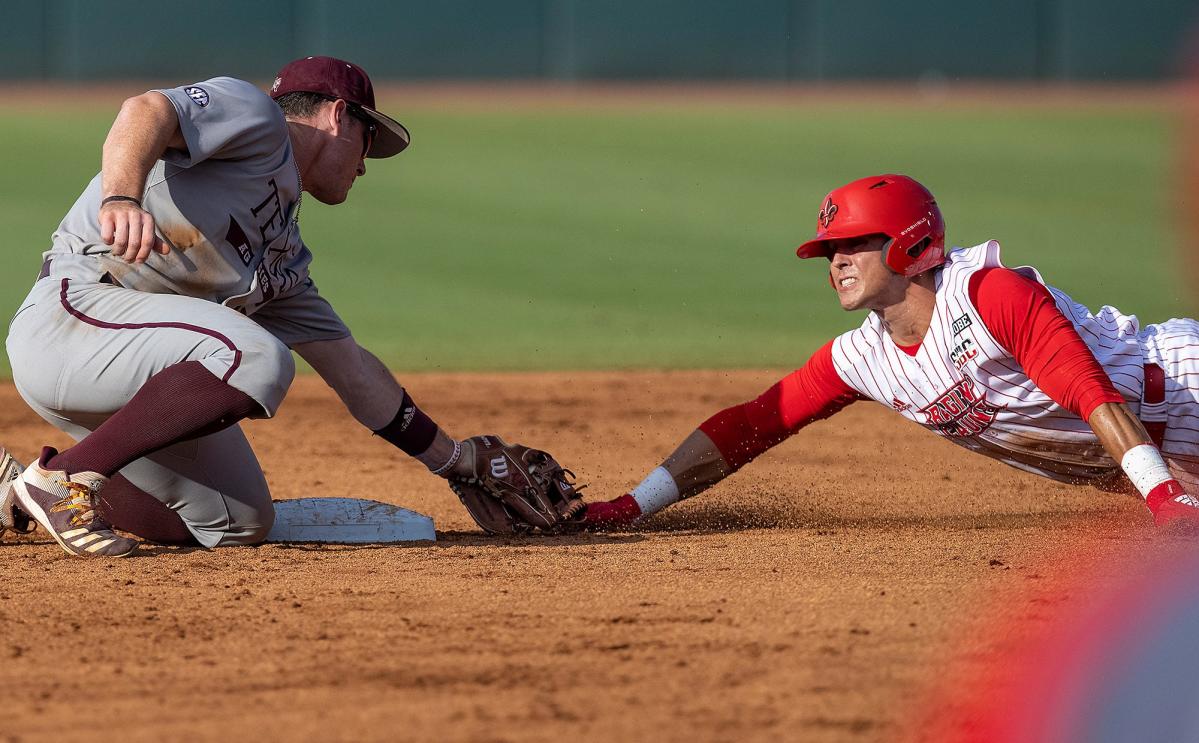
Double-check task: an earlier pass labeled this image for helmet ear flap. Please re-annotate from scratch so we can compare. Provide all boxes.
[882,235,936,275]
[880,236,898,272]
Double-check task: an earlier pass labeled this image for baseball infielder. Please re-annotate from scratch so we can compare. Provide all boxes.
[0,56,513,556]
[582,174,1199,531]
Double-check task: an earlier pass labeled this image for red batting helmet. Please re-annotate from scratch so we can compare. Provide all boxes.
[795,174,946,277]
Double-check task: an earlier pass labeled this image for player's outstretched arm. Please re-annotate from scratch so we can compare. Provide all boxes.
[99,92,186,264]
[581,428,732,528]
[295,336,465,476]
[584,341,861,528]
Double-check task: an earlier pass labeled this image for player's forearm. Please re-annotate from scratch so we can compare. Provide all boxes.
[295,338,463,475]
[620,430,731,518]
[663,429,732,498]
[343,347,403,429]
[624,383,802,519]
[101,92,184,200]
[298,337,401,428]
[1087,402,1154,463]
[350,347,463,473]
[1087,401,1189,511]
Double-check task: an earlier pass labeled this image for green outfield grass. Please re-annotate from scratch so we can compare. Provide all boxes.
[0,94,1184,375]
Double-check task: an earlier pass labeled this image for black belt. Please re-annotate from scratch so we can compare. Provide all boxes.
[37,257,115,285]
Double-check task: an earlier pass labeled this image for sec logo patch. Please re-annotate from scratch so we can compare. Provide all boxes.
[185,86,209,107]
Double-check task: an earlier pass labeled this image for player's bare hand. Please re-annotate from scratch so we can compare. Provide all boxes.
[99,200,168,263]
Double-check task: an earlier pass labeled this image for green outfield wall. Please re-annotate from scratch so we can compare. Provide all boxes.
[2,0,1196,82]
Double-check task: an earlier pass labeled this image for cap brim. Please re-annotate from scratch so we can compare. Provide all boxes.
[362,108,410,158]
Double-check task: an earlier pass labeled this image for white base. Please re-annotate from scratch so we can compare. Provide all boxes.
[266,498,435,544]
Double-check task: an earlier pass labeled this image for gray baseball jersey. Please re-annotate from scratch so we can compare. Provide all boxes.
[7,77,358,546]
[50,76,349,346]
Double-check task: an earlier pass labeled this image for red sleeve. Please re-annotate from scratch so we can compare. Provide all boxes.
[968,267,1124,419]
[698,340,862,470]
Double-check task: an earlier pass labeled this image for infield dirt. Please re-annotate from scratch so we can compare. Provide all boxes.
[1,370,1192,742]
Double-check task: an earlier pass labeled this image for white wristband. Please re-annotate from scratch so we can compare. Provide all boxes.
[1121,444,1173,499]
[630,466,680,515]
[428,440,462,477]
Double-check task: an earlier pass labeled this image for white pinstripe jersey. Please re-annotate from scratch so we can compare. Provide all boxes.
[831,240,1149,483]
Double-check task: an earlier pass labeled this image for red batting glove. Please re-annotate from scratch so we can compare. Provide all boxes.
[582,493,642,529]
[1146,480,1199,531]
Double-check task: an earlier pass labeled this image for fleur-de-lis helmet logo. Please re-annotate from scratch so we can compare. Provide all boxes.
[818,197,838,229]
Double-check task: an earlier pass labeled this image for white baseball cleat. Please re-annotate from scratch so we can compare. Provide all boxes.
[0,446,34,537]
[12,447,137,557]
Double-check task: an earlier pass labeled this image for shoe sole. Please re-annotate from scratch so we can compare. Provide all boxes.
[12,476,136,558]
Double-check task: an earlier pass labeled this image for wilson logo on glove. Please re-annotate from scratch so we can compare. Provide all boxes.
[489,456,509,479]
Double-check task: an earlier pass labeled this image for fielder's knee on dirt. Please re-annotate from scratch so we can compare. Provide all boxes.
[186,491,275,548]
[206,503,275,547]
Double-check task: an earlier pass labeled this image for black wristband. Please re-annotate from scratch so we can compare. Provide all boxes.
[373,390,438,457]
[101,195,142,208]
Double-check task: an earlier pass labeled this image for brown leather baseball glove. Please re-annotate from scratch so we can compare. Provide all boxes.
[449,435,586,535]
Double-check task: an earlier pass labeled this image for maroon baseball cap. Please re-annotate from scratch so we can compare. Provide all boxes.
[270,55,410,158]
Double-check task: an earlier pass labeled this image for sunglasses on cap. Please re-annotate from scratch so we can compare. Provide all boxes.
[313,94,377,159]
